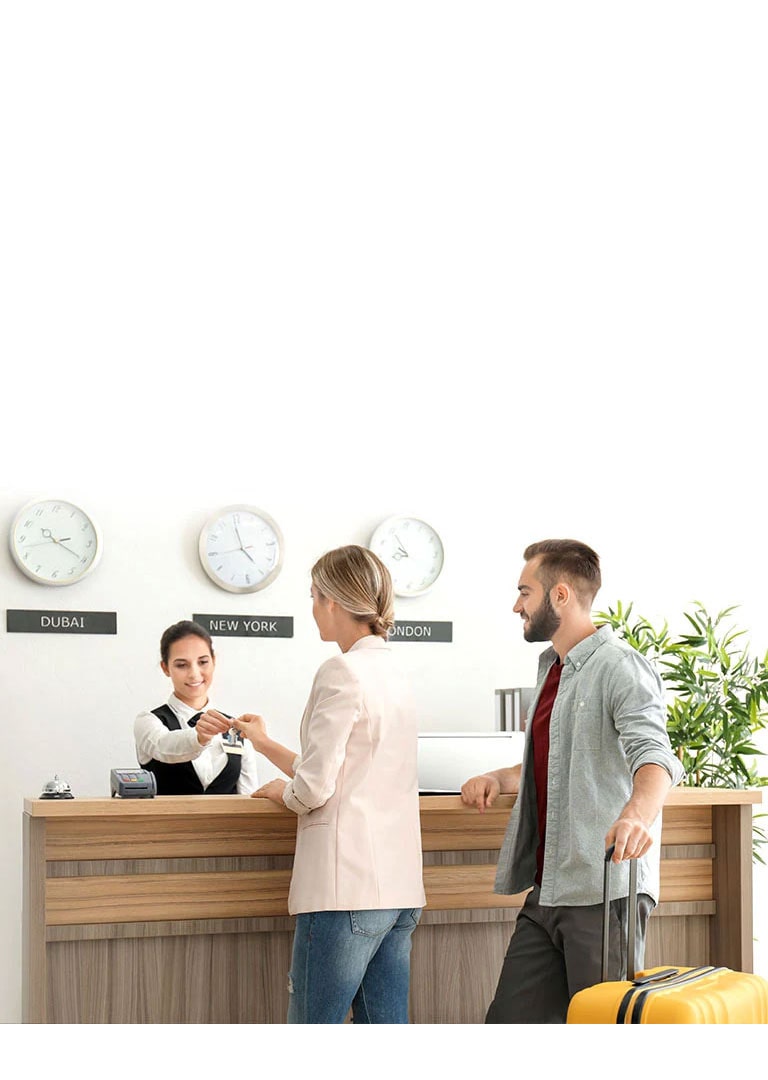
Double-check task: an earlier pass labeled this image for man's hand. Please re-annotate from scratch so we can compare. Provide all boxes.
[195,710,231,746]
[251,778,287,805]
[605,816,653,863]
[461,774,501,813]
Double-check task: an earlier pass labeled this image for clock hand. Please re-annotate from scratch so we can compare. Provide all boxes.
[40,529,73,544]
[56,542,81,558]
[25,533,80,558]
[231,526,257,562]
[392,535,409,559]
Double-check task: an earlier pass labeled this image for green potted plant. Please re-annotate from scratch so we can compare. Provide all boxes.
[596,600,768,861]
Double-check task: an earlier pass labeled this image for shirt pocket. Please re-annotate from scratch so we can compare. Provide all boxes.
[570,697,602,750]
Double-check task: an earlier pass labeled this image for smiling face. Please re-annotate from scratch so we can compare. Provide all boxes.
[161,634,215,708]
[513,557,562,643]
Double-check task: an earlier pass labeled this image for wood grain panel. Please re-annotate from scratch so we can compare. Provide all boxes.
[419,806,511,852]
[660,844,715,860]
[660,805,712,845]
[47,855,294,877]
[423,864,528,909]
[659,858,712,902]
[47,869,293,925]
[711,803,754,971]
[645,914,711,969]
[31,796,739,862]
[47,915,297,942]
[409,918,513,1023]
[23,815,47,1022]
[44,855,713,927]
[654,901,716,916]
[45,815,298,861]
[47,930,293,1023]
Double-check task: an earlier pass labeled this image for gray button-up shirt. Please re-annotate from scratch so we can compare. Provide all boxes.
[494,625,685,906]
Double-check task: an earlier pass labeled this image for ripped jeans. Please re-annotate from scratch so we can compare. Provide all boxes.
[287,908,422,1024]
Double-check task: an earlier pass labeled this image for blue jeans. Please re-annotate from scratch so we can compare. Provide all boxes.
[287,907,422,1024]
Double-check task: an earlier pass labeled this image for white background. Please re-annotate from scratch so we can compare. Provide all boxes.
[1,0,767,1056]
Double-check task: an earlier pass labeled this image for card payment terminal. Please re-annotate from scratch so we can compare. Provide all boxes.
[110,768,157,798]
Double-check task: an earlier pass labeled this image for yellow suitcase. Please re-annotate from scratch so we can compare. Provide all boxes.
[567,849,768,1024]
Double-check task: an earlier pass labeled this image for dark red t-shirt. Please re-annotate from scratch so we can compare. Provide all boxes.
[531,658,563,886]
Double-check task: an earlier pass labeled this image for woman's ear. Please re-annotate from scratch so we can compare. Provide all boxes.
[160,662,169,677]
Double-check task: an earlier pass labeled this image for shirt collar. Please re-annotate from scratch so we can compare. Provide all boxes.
[538,624,613,670]
[563,623,612,668]
[168,693,210,718]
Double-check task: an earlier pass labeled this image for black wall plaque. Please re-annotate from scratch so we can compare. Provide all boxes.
[193,614,294,638]
[388,620,452,643]
[6,610,117,635]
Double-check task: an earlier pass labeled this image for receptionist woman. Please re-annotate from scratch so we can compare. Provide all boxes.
[134,620,260,795]
[222,545,425,1024]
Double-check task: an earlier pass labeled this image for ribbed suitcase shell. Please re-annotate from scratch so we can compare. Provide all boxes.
[568,965,768,1024]
[566,850,768,1024]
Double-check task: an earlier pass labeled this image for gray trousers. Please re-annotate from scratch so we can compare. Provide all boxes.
[485,884,654,1024]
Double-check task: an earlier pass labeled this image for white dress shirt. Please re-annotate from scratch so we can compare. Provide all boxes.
[134,693,260,795]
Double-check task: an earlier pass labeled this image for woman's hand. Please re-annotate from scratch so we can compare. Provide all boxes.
[195,710,231,746]
[234,713,268,750]
[251,778,287,805]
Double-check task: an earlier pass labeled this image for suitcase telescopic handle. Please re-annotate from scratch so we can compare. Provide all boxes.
[602,844,638,982]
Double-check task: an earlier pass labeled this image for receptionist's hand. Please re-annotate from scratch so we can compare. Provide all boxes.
[461,773,501,814]
[195,710,232,745]
[234,713,268,750]
[252,778,287,805]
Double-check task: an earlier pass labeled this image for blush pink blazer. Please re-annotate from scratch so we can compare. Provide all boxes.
[282,635,426,915]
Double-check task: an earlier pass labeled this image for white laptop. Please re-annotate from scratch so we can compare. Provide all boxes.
[417,731,525,794]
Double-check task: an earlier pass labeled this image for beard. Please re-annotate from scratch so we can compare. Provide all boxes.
[523,590,561,643]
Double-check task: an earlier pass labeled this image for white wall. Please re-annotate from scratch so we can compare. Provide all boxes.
[2,1,767,1040]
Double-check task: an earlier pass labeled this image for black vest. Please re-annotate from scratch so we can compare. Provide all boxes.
[143,704,242,795]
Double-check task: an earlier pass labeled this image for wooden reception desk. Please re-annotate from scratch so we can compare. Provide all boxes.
[23,788,761,1023]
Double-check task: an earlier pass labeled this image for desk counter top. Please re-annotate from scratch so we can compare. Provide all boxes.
[24,786,763,817]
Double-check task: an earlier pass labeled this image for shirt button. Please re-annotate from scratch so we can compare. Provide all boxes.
[575,662,581,669]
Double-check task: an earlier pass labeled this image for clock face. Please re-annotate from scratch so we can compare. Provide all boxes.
[199,505,284,593]
[369,516,444,597]
[10,498,102,586]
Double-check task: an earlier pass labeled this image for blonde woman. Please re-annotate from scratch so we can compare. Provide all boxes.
[228,545,425,1024]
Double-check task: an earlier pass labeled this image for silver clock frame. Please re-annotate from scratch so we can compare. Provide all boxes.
[198,504,285,594]
[9,496,103,586]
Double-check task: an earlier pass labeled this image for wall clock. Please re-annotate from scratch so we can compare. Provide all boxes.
[369,515,444,597]
[199,505,284,593]
[9,497,103,586]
